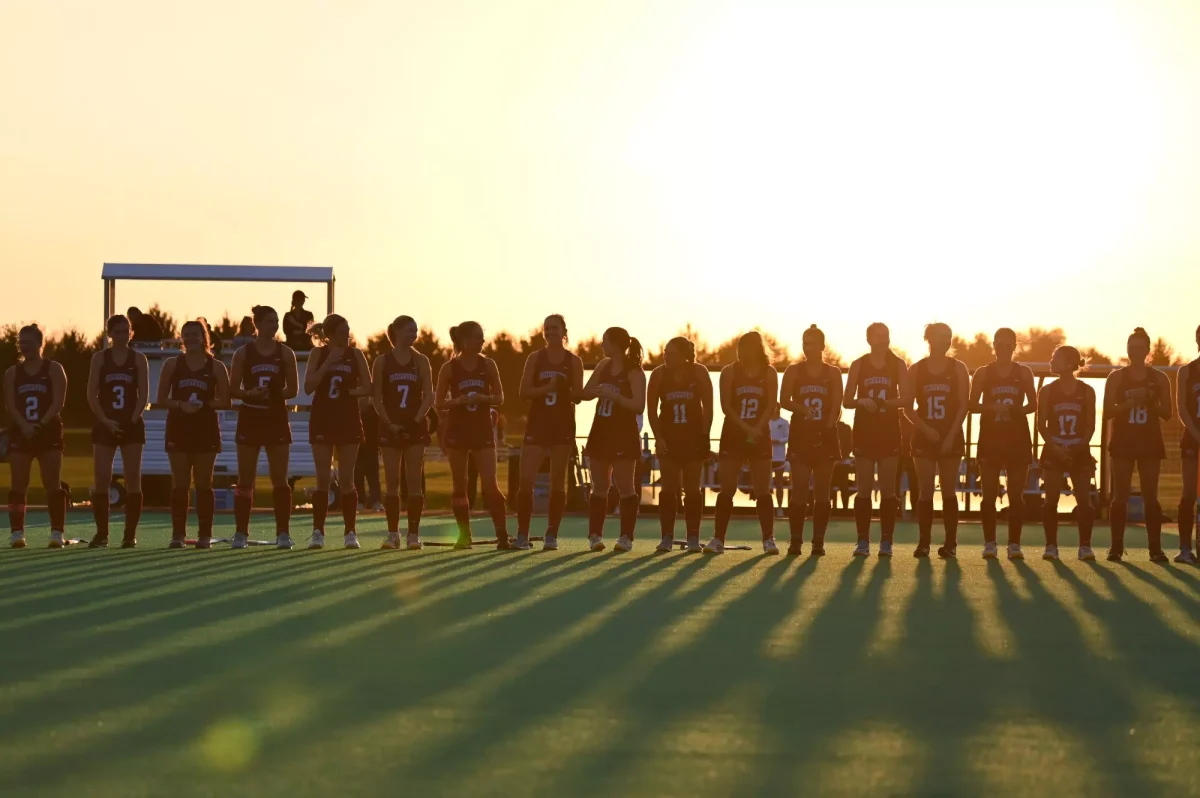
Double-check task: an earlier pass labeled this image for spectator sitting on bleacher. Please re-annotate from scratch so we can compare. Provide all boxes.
[127,306,164,344]
[232,316,256,349]
[284,291,315,351]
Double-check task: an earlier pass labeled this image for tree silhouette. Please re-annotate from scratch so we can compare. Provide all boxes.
[950,332,993,371]
[145,303,178,339]
[1017,327,1066,363]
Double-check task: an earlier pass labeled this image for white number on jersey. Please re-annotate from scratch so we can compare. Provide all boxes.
[328,375,343,399]
[868,388,887,408]
[995,396,1014,422]
[673,403,688,424]
[396,384,409,409]
[598,398,614,418]
[545,390,557,406]
[24,396,38,421]
[739,397,759,420]
[258,375,271,391]
[1128,406,1148,425]
[112,384,125,410]
[804,397,823,421]
[925,395,946,420]
[1059,414,1077,437]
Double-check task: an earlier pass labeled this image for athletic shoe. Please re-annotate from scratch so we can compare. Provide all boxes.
[810,541,826,556]
[1149,549,1169,563]
[937,545,956,559]
[1174,549,1196,565]
[370,501,383,513]
[1008,544,1024,560]
[196,537,213,549]
[344,532,360,549]
[542,534,558,551]
[763,538,780,555]
[380,533,401,550]
[9,531,26,549]
[1042,545,1059,561]
[231,533,249,550]
[655,537,675,553]
[912,545,930,558]
[275,534,294,550]
[787,540,803,556]
[614,536,634,552]
[703,538,725,555]
[879,541,893,557]
[48,531,65,549]
[853,539,870,557]
[120,537,137,549]
[308,530,325,550]
[168,537,186,549]
[512,535,533,551]
[588,535,606,552]
[1078,546,1096,561]
[406,533,423,550]
[88,535,109,549]
[1105,548,1122,562]
[982,542,998,559]
[453,534,473,550]
[686,535,702,553]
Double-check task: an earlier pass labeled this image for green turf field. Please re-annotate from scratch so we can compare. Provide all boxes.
[3,514,1199,797]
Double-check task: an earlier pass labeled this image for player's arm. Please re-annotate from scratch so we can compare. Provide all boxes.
[1019,366,1036,415]
[1153,369,1173,420]
[349,349,373,397]
[280,346,299,401]
[484,358,505,406]
[719,367,743,431]
[619,366,647,415]
[210,361,232,410]
[156,358,177,408]
[579,358,609,401]
[778,365,798,414]
[133,352,149,421]
[1080,383,1097,442]
[86,351,106,422]
[519,353,548,400]
[1036,385,1054,443]
[842,360,861,409]
[302,347,327,395]
[415,354,435,420]
[752,369,779,435]
[370,356,391,425]
[434,362,456,411]
[43,362,66,423]
[645,368,662,438]
[228,347,250,401]
[885,362,909,409]
[3,367,26,435]
[699,363,715,434]
[1179,364,1200,441]
[968,365,987,414]
[827,365,844,427]
[902,367,929,433]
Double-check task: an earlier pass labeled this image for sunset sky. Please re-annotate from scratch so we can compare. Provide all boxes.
[3,0,1199,362]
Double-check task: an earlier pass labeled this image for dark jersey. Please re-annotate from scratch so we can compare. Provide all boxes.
[586,359,641,460]
[975,361,1032,466]
[311,348,360,418]
[912,358,963,438]
[168,356,218,408]
[240,342,287,410]
[1180,360,1200,455]
[725,362,773,425]
[380,350,422,427]
[851,353,904,457]
[784,363,839,435]
[97,349,139,422]
[1044,379,1092,449]
[13,360,56,424]
[165,355,221,452]
[525,349,575,444]
[444,356,496,449]
[658,366,705,431]
[1109,367,1165,459]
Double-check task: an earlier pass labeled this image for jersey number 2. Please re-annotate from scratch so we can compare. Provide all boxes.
[24,396,38,421]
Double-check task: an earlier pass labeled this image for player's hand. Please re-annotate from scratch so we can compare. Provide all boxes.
[921,426,941,442]
[17,420,35,439]
[390,423,405,436]
[325,345,345,364]
[745,427,761,443]
[991,402,1010,420]
[1127,387,1148,405]
[795,404,812,420]
[857,397,878,413]
[596,384,619,398]
[103,418,122,435]
[939,436,954,455]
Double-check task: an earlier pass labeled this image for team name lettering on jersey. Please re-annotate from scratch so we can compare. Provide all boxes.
[864,376,890,388]
[250,363,279,376]
[389,371,418,384]
[798,385,828,396]
[328,363,352,375]
[664,390,694,401]
[539,370,567,382]
[459,379,487,391]
[922,382,951,393]
[16,384,47,395]
[736,385,764,397]
[990,385,1019,397]
[105,373,134,385]
[1053,401,1082,414]
[178,378,209,390]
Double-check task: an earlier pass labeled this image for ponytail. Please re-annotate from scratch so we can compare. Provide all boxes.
[449,320,482,354]
[387,315,416,346]
[309,314,348,345]
[604,327,641,369]
[665,336,695,364]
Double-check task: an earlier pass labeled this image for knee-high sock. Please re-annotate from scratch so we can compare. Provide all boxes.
[312,490,329,532]
[1145,500,1163,553]
[880,497,898,544]
[406,495,424,536]
[196,488,215,539]
[91,490,110,540]
[917,500,934,549]
[981,500,997,544]
[683,490,703,537]
[8,489,26,533]
[123,492,143,541]
[755,495,774,541]
[789,497,808,545]
[341,489,359,534]
[170,488,189,539]
[1077,501,1093,548]
[234,485,253,536]
[854,495,871,542]
[272,486,291,534]
[942,496,959,549]
[384,494,400,533]
[1109,500,1126,553]
[812,496,830,544]
[517,489,534,536]
[714,492,734,542]
[452,495,471,538]
[48,488,67,532]
[620,495,639,540]
[588,494,607,538]
[658,490,678,539]
[1178,498,1195,551]
[548,490,566,534]
[1042,503,1059,548]
[485,488,509,541]
[1007,501,1023,547]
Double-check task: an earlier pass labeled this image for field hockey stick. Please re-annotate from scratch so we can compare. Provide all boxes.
[422,536,546,547]
[670,540,753,551]
[184,538,276,547]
